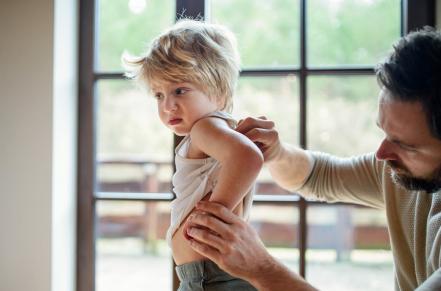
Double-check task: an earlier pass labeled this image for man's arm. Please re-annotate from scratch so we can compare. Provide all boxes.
[186,201,318,291]
[415,268,441,291]
[236,117,314,191]
[237,117,384,207]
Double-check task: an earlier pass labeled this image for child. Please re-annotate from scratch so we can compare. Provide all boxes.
[125,19,262,290]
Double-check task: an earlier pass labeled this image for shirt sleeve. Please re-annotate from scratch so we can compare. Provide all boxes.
[415,269,441,291]
[297,151,385,209]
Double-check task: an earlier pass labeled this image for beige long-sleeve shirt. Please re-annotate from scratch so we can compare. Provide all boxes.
[298,152,441,291]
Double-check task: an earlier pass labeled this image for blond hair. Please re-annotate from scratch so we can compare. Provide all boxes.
[124,19,240,113]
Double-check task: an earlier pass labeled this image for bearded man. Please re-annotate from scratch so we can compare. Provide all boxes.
[184,27,441,291]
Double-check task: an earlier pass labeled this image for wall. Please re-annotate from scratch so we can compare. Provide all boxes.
[0,0,78,291]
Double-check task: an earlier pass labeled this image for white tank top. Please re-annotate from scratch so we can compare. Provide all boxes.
[166,111,255,245]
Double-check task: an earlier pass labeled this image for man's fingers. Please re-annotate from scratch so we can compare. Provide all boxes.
[187,227,227,252]
[236,116,274,134]
[246,127,277,142]
[187,210,232,239]
[195,201,240,225]
[189,238,221,262]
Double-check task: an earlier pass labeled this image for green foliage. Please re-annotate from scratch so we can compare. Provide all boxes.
[98,0,175,71]
[212,0,300,67]
[307,76,383,156]
[97,80,173,158]
[235,76,300,145]
[308,0,400,65]
[97,0,399,157]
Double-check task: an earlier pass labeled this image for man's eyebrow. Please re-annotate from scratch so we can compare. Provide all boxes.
[376,123,417,149]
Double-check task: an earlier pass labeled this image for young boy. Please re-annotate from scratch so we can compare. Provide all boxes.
[125,19,262,290]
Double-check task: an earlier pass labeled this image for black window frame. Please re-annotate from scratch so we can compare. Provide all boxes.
[77,0,436,290]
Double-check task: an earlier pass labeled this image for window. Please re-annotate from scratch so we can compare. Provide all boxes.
[78,1,435,290]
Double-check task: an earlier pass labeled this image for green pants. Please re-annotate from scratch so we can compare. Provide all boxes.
[176,260,257,291]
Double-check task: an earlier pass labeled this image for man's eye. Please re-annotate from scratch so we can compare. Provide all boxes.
[398,143,417,152]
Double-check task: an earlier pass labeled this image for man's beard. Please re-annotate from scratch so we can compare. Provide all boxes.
[387,161,441,193]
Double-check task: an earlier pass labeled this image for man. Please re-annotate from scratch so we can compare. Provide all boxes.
[183,27,441,291]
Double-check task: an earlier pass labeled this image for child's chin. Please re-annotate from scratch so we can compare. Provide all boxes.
[173,131,188,137]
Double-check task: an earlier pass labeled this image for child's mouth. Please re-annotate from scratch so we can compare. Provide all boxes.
[169,118,182,125]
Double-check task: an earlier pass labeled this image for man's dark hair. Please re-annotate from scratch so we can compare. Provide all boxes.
[376,26,441,140]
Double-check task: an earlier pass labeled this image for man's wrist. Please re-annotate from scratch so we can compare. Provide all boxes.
[246,253,282,289]
[248,255,317,291]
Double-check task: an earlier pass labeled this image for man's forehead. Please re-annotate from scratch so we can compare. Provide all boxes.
[378,88,394,104]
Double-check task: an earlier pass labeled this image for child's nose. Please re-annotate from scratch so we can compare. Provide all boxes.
[164,96,177,112]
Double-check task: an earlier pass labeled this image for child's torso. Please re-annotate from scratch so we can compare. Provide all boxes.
[171,197,244,265]
[168,111,251,265]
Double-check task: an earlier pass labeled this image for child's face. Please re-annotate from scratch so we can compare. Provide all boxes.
[151,81,221,136]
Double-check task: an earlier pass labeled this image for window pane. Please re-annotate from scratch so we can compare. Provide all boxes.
[307,76,383,156]
[250,204,299,268]
[96,201,172,291]
[96,80,173,193]
[97,0,175,71]
[211,0,299,68]
[306,205,393,290]
[307,0,400,66]
[235,76,299,194]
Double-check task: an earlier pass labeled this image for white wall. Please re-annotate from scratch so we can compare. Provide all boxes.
[0,0,78,291]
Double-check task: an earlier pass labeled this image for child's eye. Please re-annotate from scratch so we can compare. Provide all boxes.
[154,93,164,100]
[175,88,187,95]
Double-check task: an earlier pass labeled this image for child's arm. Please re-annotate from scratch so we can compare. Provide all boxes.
[190,116,264,210]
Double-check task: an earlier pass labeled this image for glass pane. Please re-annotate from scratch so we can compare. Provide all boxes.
[250,204,299,267]
[306,205,393,290]
[307,0,401,66]
[96,201,172,291]
[97,0,175,71]
[96,80,173,193]
[211,0,299,68]
[235,76,299,194]
[307,76,383,156]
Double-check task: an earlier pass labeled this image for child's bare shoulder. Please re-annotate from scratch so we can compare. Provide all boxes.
[190,115,239,150]
[191,115,233,136]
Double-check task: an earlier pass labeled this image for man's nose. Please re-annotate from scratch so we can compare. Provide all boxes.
[375,139,398,161]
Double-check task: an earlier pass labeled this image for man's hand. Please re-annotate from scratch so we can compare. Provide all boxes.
[236,116,282,163]
[185,201,274,281]
[185,201,318,291]
[236,116,314,191]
